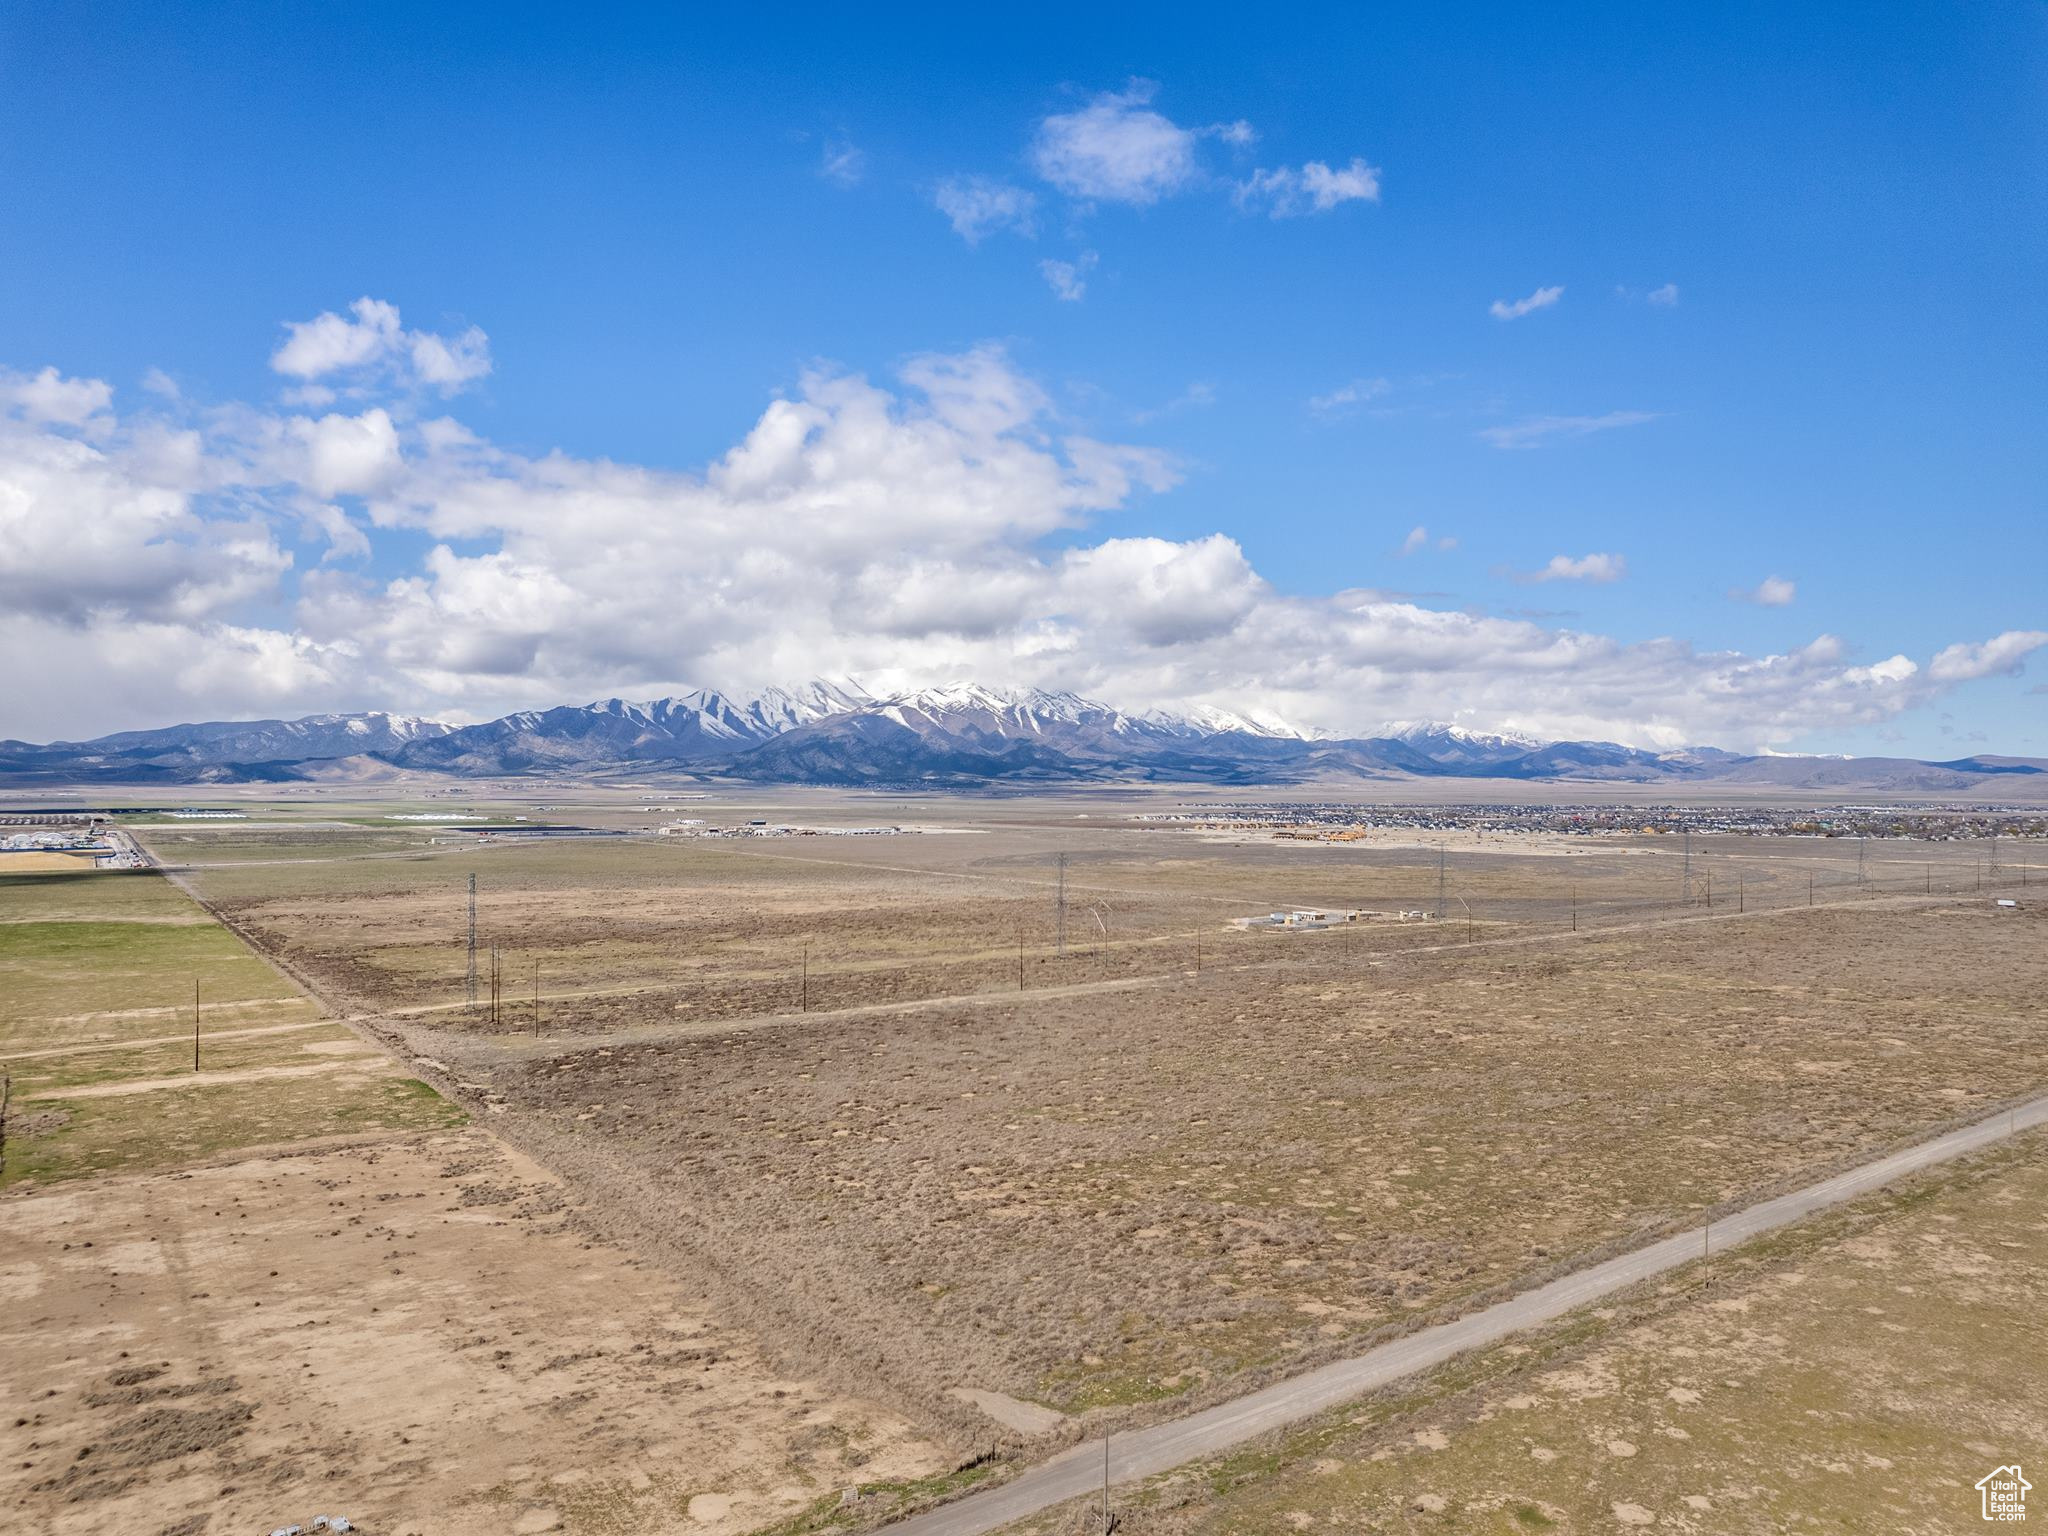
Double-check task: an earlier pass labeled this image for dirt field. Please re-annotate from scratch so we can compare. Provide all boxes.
[0,1130,941,1536]
[150,803,2047,1446]
[0,859,951,1536]
[175,805,2019,1037]
[0,789,2018,1536]
[1046,1134,2048,1535]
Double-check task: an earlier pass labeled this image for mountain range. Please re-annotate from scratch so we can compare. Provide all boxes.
[2,683,2042,792]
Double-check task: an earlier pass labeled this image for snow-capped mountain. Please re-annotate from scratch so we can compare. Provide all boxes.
[1143,703,1316,740]
[384,681,873,775]
[5,684,2043,790]
[0,711,457,781]
[1378,721,1551,769]
[868,683,1148,740]
[729,683,1201,784]
[726,684,1343,784]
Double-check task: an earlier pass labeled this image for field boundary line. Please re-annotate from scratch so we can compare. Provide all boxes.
[37,1057,391,1100]
[4,1018,335,1062]
[419,889,1966,1060]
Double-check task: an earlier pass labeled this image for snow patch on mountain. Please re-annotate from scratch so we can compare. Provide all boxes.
[1142,703,1317,740]
[1379,720,1550,751]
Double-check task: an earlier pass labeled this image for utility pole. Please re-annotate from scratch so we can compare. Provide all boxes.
[1738,875,1745,914]
[1017,923,1025,991]
[1682,829,1691,904]
[801,943,810,1013]
[1056,852,1068,957]
[1436,843,1446,919]
[534,961,542,1037]
[1857,835,1866,885]
[1195,931,1202,976]
[193,978,200,1072]
[1808,871,1814,907]
[1570,885,1577,932]
[466,872,479,1009]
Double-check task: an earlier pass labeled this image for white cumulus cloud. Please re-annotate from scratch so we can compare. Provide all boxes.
[1490,284,1565,321]
[1,311,2035,755]
[1519,552,1628,584]
[3,366,115,427]
[1030,80,1199,205]
[1308,377,1391,419]
[271,296,492,395]
[1235,157,1381,217]
[1039,251,1099,302]
[934,175,1038,243]
[1733,575,1797,606]
[1928,631,2048,683]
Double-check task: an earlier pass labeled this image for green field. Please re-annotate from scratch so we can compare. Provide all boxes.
[0,867,462,1188]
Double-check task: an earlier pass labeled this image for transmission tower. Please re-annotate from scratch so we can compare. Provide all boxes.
[466,872,478,1007]
[1056,851,1068,956]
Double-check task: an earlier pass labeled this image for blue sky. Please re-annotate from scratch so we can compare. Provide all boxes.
[1,2,2043,752]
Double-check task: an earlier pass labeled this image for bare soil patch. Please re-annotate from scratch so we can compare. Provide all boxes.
[0,1130,940,1536]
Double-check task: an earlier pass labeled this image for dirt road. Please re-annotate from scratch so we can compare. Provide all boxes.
[883,1093,2048,1536]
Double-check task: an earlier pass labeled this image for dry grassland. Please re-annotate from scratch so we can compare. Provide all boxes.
[177,812,2041,1442]
[178,817,2006,1037]
[438,898,2043,1434]
[1057,1135,2048,1536]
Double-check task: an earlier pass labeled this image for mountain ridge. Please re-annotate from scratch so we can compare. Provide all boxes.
[3,686,2042,792]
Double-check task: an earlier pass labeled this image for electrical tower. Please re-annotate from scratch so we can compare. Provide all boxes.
[1679,827,1711,907]
[466,872,478,1007]
[1056,851,1068,956]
